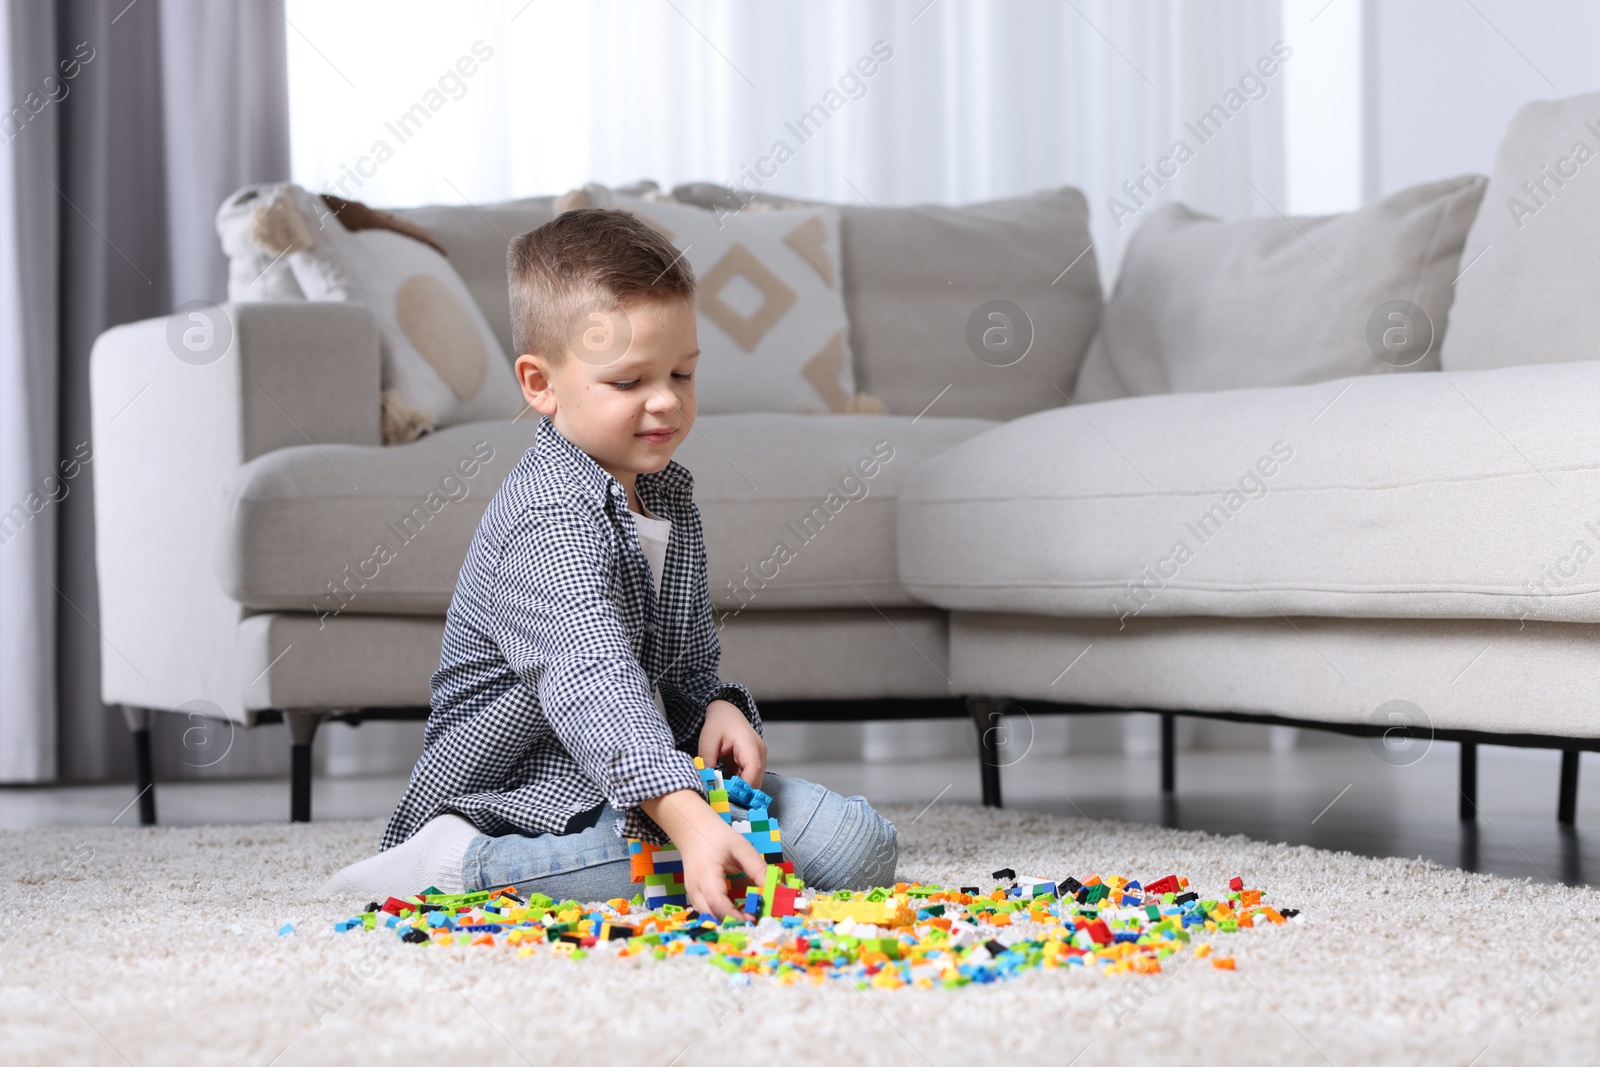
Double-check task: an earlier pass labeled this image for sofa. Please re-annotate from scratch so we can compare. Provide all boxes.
[91,90,1600,826]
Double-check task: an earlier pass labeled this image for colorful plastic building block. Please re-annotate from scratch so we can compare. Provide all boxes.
[1144,875,1180,896]
[334,866,1293,989]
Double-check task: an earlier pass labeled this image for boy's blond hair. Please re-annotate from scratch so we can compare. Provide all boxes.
[507,207,695,365]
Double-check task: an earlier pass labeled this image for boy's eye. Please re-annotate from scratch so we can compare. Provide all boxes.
[611,373,692,389]
[673,372,693,381]
[611,380,638,390]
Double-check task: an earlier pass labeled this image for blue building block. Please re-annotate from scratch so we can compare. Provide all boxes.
[725,775,774,812]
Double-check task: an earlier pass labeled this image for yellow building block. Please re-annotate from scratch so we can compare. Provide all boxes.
[810,895,914,927]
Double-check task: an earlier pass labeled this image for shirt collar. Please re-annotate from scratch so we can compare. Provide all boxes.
[535,414,694,517]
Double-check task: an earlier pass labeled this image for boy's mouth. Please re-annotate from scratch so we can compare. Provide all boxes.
[635,427,677,444]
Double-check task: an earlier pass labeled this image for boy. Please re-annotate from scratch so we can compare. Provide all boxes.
[324,208,897,918]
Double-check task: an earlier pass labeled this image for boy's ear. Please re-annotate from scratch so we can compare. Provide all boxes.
[515,353,559,415]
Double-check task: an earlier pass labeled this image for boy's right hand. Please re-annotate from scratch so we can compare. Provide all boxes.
[639,788,768,919]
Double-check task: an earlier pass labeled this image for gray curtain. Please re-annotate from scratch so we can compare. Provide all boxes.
[0,0,288,783]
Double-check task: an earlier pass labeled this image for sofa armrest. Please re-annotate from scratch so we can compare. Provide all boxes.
[90,302,381,719]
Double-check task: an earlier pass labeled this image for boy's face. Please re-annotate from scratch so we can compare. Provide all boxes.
[514,296,698,500]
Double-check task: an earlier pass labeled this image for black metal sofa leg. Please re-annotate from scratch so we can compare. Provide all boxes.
[1559,748,1580,824]
[1459,741,1478,821]
[1160,712,1176,795]
[968,696,1006,808]
[121,705,157,825]
[287,711,323,822]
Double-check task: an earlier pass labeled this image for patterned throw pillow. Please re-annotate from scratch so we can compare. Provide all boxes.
[244,183,526,444]
[560,182,883,415]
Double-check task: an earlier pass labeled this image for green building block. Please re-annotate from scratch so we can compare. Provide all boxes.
[644,873,685,887]
[761,864,781,918]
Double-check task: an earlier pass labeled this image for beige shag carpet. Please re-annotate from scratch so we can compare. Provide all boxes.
[4,803,1600,1066]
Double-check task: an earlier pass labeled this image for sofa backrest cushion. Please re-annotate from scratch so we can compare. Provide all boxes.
[672,183,1103,422]
[1441,92,1600,372]
[1072,175,1486,402]
[389,195,558,357]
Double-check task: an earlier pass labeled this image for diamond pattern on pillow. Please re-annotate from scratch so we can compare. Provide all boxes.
[782,215,835,288]
[698,244,798,352]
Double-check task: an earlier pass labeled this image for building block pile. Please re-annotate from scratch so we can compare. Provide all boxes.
[327,867,1298,986]
[321,762,1300,987]
[628,759,798,915]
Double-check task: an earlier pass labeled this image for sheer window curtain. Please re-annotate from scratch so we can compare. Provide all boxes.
[288,0,1291,287]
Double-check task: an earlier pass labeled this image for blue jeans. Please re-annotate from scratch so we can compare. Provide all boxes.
[460,772,898,900]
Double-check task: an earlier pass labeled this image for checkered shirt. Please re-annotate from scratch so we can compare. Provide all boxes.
[378,414,761,850]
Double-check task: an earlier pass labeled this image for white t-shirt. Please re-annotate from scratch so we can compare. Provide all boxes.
[632,504,671,600]
[632,503,672,715]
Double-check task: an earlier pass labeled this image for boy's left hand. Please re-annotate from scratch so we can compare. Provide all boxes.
[698,699,766,788]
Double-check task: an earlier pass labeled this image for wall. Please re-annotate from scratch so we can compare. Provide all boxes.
[1367,0,1600,198]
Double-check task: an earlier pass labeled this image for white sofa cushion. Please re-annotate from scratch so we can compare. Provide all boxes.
[950,613,1600,739]
[1441,91,1600,371]
[1072,175,1487,402]
[900,360,1600,624]
[216,413,997,617]
[237,607,957,713]
[689,413,995,610]
[672,182,1103,423]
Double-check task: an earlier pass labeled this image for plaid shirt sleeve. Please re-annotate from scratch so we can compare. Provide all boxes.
[490,502,704,838]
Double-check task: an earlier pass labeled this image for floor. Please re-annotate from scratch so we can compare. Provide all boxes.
[6,731,1598,888]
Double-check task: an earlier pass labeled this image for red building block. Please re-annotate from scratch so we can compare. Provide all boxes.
[771,885,799,918]
[1144,875,1180,896]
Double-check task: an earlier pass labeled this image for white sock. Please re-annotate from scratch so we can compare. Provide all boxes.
[318,813,479,898]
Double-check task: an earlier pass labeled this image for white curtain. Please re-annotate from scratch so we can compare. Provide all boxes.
[288,0,1289,286]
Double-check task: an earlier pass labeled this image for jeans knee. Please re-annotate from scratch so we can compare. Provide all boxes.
[803,797,898,891]
[858,806,898,888]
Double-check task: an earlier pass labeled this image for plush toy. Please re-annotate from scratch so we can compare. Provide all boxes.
[214,183,307,302]
[215,182,451,302]
[217,181,523,445]
[218,184,435,442]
